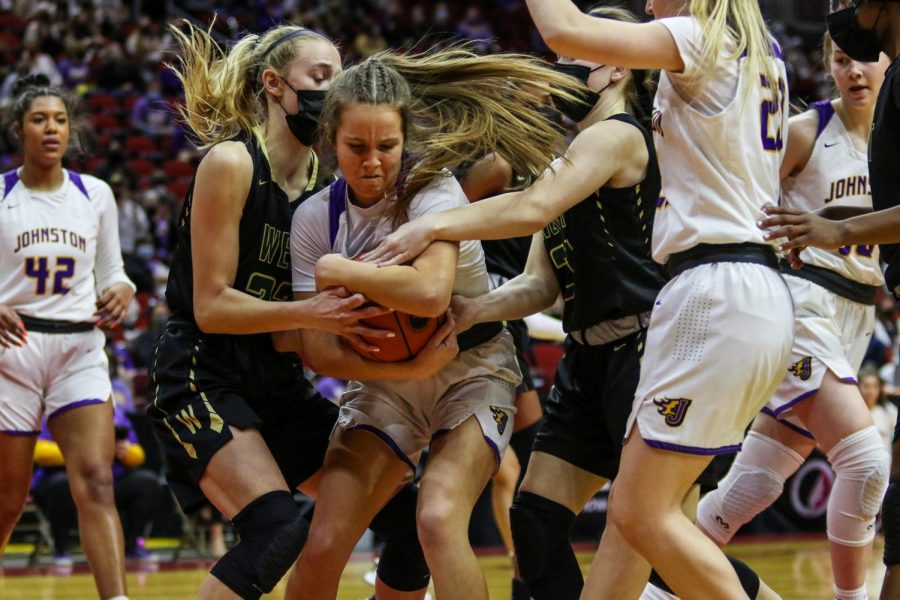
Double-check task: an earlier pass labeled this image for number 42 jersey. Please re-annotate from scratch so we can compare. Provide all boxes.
[0,169,133,322]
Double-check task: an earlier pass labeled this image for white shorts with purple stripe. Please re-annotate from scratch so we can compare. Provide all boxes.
[0,328,111,434]
[334,329,520,472]
[625,262,794,454]
[763,275,875,433]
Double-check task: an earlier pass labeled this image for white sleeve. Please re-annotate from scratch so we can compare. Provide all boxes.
[93,181,135,293]
[407,172,468,220]
[658,17,705,80]
[290,194,331,293]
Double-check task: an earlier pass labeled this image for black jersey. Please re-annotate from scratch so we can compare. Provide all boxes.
[166,134,327,320]
[542,113,665,333]
[470,171,532,280]
[870,58,900,292]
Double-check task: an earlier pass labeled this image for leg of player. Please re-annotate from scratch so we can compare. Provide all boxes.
[0,433,38,554]
[49,401,127,599]
[611,430,747,599]
[579,498,651,600]
[697,413,814,547]
[491,449,520,561]
[416,416,498,600]
[791,372,890,599]
[196,427,302,600]
[284,428,415,600]
[510,451,608,600]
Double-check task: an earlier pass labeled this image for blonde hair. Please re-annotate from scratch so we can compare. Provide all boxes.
[689,0,779,89]
[319,46,580,224]
[168,21,335,149]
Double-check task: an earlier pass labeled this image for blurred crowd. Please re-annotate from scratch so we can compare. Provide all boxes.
[2,0,899,551]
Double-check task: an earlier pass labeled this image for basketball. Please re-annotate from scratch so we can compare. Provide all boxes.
[356,311,445,362]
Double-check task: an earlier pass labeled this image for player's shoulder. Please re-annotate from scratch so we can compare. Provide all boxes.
[64,170,114,204]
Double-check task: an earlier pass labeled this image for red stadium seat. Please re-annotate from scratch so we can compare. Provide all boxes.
[162,159,195,179]
[87,93,122,114]
[166,180,190,199]
[126,158,157,178]
[124,135,160,156]
[527,341,566,399]
[92,113,125,136]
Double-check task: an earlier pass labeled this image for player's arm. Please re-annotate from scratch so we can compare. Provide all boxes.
[315,241,459,318]
[94,181,136,328]
[452,233,560,333]
[294,291,458,381]
[191,143,386,336]
[524,0,684,71]
[363,120,643,265]
[779,110,818,181]
[458,153,513,202]
[763,204,900,250]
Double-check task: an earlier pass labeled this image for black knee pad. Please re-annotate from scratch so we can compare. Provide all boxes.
[510,419,541,481]
[510,491,582,600]
[369,483,430,592]
[884,482,900,566]
[210,490,309,599]
[648,556,760,598]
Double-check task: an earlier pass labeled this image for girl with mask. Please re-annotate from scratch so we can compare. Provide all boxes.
[493,0,792,597]
[360,6,675,598]
[147,23,449,600]
[697,34,891,600]
[286,48,577,600]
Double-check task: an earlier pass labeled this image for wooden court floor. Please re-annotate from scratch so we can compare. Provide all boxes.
[0,536,887,599]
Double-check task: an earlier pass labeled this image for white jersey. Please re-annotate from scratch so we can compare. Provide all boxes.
[651,17,788,263]
[291,172,491,299]
[781,100,883,286]
[0,169,133,322]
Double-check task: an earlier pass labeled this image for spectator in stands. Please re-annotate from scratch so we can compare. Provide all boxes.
[31,405,163,569]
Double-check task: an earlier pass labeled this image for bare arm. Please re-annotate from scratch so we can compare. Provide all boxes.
[524,0,684,71]
[364,119,646,265]
[190,142,387,335]
[762,204,900,250]
[316,241,459,318]
[779,110,818,181]
[295,292,458,381]
[452,233,560,332]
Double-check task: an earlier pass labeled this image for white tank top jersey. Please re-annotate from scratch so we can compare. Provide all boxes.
[781,100,883,287]
[0,169,133,322]
[651,16,788,264]
[291,172,492,299]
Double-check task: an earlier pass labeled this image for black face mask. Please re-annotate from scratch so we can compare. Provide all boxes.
[550,62,610,124]
[279,83,326,146]
[827,2,887,63]
[536,104,564,132]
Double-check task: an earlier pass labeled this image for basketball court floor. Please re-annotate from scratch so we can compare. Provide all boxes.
[0,535,887,599]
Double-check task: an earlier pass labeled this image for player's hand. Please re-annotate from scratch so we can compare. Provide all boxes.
[360,215,436,267]
[0,305,27,348]
[760,206,846,252]
[95,282,135,329]
[408,310,458,379]
[449,294,479,334]
[301,287,394,353]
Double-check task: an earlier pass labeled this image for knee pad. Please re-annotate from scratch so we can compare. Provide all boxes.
[210,490,308,599]
[883,482,900,566]
[369,483,429,592]
[647,556,759,599]
[696,431,804,545]
[510,491,582,600]
[827,426,890,547]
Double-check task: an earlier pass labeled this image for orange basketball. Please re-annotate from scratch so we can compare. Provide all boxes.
[356,311,445,362]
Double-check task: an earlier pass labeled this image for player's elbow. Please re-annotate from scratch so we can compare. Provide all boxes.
[414,285,452,318]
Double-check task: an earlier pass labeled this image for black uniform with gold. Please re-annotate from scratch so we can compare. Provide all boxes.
[148,134,335,512]
[533,113,665,480]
